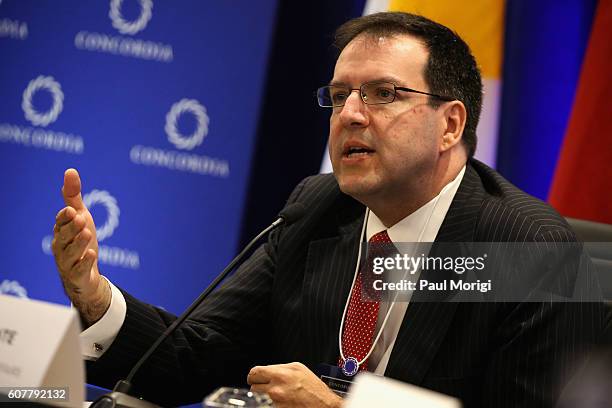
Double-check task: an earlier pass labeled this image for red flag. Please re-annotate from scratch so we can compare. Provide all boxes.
[548,0,612,224]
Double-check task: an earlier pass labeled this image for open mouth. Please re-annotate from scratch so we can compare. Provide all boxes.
[343,144,375,158]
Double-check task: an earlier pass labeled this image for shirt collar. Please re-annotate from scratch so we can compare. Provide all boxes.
[366,165,466,243]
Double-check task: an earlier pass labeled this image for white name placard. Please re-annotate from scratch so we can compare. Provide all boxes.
[0,294,84,407]
[345,372,461,408]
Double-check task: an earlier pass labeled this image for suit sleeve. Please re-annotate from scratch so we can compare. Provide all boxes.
[86,176,311,406]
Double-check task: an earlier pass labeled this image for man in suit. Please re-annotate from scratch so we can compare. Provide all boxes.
[52,12,605,407]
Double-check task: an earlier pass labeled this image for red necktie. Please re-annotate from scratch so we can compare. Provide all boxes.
[339,230,393,374]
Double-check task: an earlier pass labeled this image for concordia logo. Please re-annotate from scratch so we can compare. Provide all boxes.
[41,190,140,270]
[109,0,153,35]
[165,99,209,150]
[0,75,84,154]
[22,76,64,127]
[130,98,230,177]
[74,0,173,63]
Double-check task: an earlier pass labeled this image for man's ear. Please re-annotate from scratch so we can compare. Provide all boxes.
[439,100,467,153]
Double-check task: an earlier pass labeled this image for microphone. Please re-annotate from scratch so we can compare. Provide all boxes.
[90,203,306,408]
[274,202,306,226]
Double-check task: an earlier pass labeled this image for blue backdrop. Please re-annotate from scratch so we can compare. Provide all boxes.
[0,0,278,313]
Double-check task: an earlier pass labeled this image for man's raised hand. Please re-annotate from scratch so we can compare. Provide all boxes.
[52,168,110,325]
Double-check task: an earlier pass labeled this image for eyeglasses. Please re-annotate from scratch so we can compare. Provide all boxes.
[316,81,455,108]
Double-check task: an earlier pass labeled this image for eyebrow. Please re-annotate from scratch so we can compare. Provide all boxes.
[328,76,406,87]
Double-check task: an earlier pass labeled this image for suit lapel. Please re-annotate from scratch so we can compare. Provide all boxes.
[385,162,487,384]
[435,162,486,242]
[301,197,365,366]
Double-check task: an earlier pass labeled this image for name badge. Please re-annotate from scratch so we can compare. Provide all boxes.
[316,364,356,396]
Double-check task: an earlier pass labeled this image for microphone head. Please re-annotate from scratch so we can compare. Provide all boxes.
[277,203,306,226]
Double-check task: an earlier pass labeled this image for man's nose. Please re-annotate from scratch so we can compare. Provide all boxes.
[337,90,369,127]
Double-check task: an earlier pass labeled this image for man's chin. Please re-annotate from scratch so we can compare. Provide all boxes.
[336,177,378,200]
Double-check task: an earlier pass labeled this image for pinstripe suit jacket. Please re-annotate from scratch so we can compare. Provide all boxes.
[87,159,606,407]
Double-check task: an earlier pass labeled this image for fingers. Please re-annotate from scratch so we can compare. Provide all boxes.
[52,206,95,277]
[55,206,76,227]
[247,366,272,385]
[58,228,93,271]
[62,168,86,210]
[247,363,306,385]
[62,249,98,298]
[53,208,86,249]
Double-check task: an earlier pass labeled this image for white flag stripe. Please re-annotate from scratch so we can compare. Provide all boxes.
[363,0,391,15]
[474,78,501,167]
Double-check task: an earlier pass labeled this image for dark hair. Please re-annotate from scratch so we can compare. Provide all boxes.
[333,12,482,157]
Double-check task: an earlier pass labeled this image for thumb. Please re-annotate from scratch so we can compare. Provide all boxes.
[62,168,86,210]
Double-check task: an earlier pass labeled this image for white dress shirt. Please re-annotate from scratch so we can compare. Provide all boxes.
[366,166,466,374]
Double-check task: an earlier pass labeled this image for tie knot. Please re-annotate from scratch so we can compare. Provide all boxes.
[369,230,391,244]
[366,230,395,263]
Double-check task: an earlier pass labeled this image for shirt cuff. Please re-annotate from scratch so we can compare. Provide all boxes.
[79,276,126,361]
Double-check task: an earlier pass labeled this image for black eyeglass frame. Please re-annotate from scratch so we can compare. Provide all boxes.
[315,81,456,108]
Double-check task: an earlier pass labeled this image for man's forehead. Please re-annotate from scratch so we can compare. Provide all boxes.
[333,33,428,85]
[340,33,427,59]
